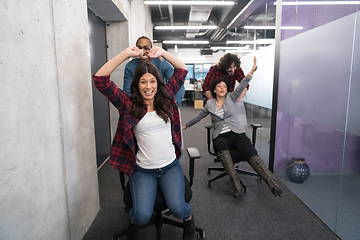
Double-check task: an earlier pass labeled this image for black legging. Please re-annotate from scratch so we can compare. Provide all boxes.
[213,131,258,160]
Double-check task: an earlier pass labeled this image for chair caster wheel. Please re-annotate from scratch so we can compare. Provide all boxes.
[207,169,211,175]
[208,181,211,187]
[197,231,205,239]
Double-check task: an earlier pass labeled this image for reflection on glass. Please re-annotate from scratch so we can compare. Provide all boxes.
[195,72,204,81]
[194,64,203,73]
[185,64,194,81]
[203,63,212,72]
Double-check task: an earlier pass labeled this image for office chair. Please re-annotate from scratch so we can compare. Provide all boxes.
[206,123,262,193]
[113,147,205,240]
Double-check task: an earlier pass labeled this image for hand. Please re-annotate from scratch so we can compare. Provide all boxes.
[182,125,187,130]
[124,46,142,59]
[251,56,257,73]
[147,46,165,59]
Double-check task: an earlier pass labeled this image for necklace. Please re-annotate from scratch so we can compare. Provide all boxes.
[216,101,223,106]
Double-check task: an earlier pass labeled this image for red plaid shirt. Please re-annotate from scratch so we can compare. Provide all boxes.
[93,68,187,177]
[202,65,247,93]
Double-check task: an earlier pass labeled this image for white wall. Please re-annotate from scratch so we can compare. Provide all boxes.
[0,1,99,239]
[240,45,275,109]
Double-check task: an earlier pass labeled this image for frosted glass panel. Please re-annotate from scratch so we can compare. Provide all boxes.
[275,2,360,239]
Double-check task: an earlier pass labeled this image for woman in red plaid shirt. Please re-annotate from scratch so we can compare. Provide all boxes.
[94,46,195,240]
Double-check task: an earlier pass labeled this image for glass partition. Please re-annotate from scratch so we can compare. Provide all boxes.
[274,1,360,239]
[185,64,194,81]
[225,0,276,167]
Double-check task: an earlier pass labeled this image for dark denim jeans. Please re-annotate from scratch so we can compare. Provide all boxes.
[129,159,192,225]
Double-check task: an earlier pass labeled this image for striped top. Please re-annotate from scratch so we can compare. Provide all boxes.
[214,106,231,134]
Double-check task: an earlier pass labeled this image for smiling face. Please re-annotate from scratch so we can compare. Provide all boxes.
[226,62,237,76]
[136,38,152,63]
[138,72,158,103]
[214,81,228,98]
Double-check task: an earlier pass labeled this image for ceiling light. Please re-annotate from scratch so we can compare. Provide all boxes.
[144,1,235,6]
[255,39,275,44]
[155,26,218,30]
[211,46,250,50]
[244,26,276,30]
[180,57,207,61]
[243,26,303,30]
[225,49,255,53]
[163,40,210,44]
[227,39,275,44]
[227,0,254,29]
[275,1,359,5]
[226,40,256,44]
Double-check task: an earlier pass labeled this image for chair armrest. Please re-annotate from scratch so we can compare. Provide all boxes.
[250,124,262,147]
[186,147,201,187]
[251,123,262,129]
[204,125,216,156]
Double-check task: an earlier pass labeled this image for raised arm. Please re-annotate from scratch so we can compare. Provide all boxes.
[95,46,142,76]
[247,56,257,78]
[230,57,258,101]
[148,46,187,70]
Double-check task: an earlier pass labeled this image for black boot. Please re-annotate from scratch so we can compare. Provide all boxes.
[127,221,140,240]
[217,150,242,197]
[183,216,195,240]
[248,155,283,196]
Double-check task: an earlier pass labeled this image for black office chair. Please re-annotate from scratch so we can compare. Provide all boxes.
[113,147,205,240]
[206,124,262,193]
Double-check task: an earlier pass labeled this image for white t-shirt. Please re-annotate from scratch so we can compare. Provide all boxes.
[133,111,176,169]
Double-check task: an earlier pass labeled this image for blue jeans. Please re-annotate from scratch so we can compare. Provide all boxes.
[129,159,192,225]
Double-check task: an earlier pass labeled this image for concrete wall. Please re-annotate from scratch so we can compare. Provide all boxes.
[0,1,99,239]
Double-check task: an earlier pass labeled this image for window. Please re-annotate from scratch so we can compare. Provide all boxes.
[184,63,216,82]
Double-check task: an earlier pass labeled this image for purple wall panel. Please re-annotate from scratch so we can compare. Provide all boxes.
[274,112,360,172]
[281,4,357,41]
[274,3,360,172]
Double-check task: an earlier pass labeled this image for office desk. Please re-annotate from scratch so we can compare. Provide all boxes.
[182,82,204,108]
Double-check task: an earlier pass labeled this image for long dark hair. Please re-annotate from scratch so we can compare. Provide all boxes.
[210,78,231,99]
[218,53,241,73]
[130,62,174,122]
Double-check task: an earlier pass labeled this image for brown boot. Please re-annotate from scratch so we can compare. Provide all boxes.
[217,150,242,197]
[248,155,283,196]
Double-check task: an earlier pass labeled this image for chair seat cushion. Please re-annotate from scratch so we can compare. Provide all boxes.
[123,176,192,212]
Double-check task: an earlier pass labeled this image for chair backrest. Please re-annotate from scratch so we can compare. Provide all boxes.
[235,101,248,130]
[205,125,245,163]
[178,108,185,167]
